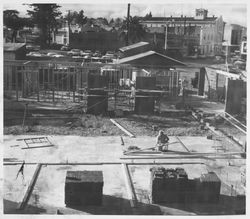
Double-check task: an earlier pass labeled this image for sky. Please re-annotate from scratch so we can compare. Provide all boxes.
[2,0,247,27]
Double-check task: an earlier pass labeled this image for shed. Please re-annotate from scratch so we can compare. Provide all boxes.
[4,43,26,60]
[119,42,150,58]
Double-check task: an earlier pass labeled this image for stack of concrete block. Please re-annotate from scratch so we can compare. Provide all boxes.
[197,172,221,202]
[150,167,188,204]
[65,171,103,206]
[150,168,221,204]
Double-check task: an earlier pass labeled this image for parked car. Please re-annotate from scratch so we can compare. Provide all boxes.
[93,50,102,57]
[102,55,114,63]
[27,52,45,57]
[26,44,40,51]
[105,51,115,55]
[105,51,118,59]
[61,45,71,51]
[80,50,92,57]
[47,52,64,58]
[91,57,102,63]
[67,49,82,56]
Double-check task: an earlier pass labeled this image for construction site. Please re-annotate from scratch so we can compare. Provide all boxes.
[3,57,246,215]
[3,56,247,215]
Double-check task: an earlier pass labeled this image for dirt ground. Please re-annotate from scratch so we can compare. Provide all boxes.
[4,98,210,137]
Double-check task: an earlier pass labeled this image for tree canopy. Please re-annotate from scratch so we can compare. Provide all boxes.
[4,10,28,42]
[119,16,147,45]
[27,4,62,48]
[64,10,87,30]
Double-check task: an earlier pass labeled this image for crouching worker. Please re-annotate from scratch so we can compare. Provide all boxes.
[156,130,169,152]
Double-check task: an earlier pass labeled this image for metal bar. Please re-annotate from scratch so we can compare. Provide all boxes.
[18,164,42,210]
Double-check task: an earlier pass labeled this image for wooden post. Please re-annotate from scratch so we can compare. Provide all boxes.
[15,67,18,101]
[21,68,24,98]
[37,70,40,102]
[52,69,55,102]
[67,68,70,99]
[18,164,42,210]
[73,70,76,102]
[121,163,137,208]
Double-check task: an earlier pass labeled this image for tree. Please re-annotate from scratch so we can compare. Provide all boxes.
[64,11,78,29]
[109,18,114,26]
[114,17,123,28]
[4,10,26,42]
[27,4,62,48]
[145,12,152,19]
[76,10,87,28]
[119,16,147,45]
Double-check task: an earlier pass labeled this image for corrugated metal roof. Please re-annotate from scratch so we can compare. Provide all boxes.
[4,43,26,51]
[118,50,186,66]
[119,42,149,52]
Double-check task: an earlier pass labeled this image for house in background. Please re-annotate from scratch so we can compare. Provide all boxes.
[52,22,70,45]
[223,23,247,55]
[4,43,26,60]
[140,8,224,57]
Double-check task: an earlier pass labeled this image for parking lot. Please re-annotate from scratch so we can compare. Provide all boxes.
[26,46,119,64]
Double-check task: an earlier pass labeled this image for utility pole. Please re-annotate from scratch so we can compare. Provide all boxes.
[126,3,131,46]
[164,21,169,50]
[66,10,71,45]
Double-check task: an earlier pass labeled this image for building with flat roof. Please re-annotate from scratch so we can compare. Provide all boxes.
[140,9,224,57]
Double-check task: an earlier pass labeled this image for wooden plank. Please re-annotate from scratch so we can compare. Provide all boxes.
[21,145,54,150]
[124,142,179,155]
[110,119,135,138]
[220,114,246,134]
[224,112,246,129]
[175,136,190,152]
[17,137,48,141]
[121,152,244,160]
[4,161,206,166]
[18,164,42,210]
[121,163,137,208]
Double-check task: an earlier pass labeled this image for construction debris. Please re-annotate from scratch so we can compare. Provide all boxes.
[17,137,54,149]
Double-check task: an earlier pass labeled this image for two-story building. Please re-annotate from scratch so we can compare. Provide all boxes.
[141,9,224,57]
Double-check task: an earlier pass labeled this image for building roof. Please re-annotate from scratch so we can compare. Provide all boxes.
[142,16,217,22]
[118,50,186,67]
[4,43,26,52]
[119,42,149,52]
